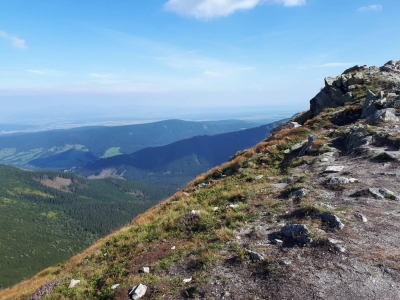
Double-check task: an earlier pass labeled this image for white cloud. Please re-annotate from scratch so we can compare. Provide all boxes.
[0,30,27,49]
[358,4,382,12]
[26,69,46,75]
[164,0,305,19]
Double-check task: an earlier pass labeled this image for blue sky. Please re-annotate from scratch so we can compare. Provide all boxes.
[0,0,399,120]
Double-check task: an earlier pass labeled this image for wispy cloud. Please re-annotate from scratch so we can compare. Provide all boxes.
[235,29,298,43]
[164,0,305,20]
[26,69,46,75]
[203,70,222,77]
[0,30,27,49]
[297,62,355,70]
[358,4,382,12]
[88,73,129,84]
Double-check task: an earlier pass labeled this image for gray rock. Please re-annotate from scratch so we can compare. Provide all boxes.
[280,260,292,266]
[367,108,399,125]
[310,80,355,117]
[354,213,368,222]
[128,284,147,300]
[346,124,374,150]
[298,134,317,156]
[324,166,345,173]
[361,90,379,118]
[297,234,313,244]
[255,175,263,180]
[245,249,264,261]
[290,140,307,151]
[281,224,310,237]
[111,284,120,290]
[369,188,399,200]
[334,245,346,253]
[328,177,357,184]
[318,213,345,230]
[290,188,310,198]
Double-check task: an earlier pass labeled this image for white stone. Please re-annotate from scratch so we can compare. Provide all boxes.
[111,284,120,290]
[171,246,176,250]
[139,267,150,274]
[128,284,147,300]
[324,166,345,173]
[68,279,81,289]
[183,277,192,283]
[213,207,219,212]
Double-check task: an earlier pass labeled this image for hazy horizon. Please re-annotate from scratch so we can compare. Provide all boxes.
[1,0,399,125]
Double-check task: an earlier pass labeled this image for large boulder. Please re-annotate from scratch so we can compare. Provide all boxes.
[366,108,399,125]
[128,284,147,300]
[310,78,354,117]
[345,124,374,150]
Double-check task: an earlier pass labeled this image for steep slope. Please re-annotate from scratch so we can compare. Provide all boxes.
[79,122,283,190]
[0,119,261,170]
[0,166,168,289]
[2,60,400,300]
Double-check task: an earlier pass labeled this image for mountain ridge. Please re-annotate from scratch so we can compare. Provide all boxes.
[2,60,400,300]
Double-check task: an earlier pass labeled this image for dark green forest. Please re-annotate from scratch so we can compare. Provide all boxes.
[0,165,170,288]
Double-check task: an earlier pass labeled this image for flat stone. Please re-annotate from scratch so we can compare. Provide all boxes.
[111,284,120,290]
[324,166,345,173]
[280,260,292,266]
[328,177,357,184]
[183,277,192,283]
[128,284,147,300]
[255,175,263,180]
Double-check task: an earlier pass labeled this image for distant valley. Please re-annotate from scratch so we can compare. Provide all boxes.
[79,122,283,190]
[0,119,263,170]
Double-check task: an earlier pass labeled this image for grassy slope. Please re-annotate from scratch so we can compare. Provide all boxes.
[0,166,169,289]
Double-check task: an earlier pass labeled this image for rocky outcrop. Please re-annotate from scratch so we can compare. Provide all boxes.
[366,108,399,125]
[310,61,400,117]
[270,121,301,135]
[380,60,400,73]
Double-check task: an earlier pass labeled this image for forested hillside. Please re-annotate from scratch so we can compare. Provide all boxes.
[0,165,168,288]
[0,119,260,170]
[80,122,283,189]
